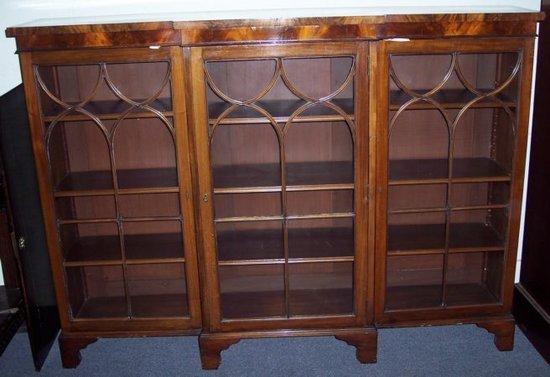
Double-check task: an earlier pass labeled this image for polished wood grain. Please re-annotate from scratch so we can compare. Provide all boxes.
[6,12,544,50]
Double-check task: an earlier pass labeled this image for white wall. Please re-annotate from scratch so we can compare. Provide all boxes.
[0,0,542,285]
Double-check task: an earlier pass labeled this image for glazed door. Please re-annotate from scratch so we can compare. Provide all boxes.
[189,43,371,331]
[374,38,535,324]
[19,47,201,332]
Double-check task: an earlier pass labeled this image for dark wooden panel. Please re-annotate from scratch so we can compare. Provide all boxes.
[514,3,550,364]
[0,85,60,370]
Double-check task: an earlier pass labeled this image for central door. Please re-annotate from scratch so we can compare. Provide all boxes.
[188,43,371,332]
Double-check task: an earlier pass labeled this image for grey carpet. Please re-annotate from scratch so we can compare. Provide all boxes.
[0,325,548,376]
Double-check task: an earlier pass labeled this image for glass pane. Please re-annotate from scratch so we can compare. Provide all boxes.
[36,65,102,117]
[211,122,280,189]
[288,218,353,259]
[389,110,449,183]
[386,254,444,310]
[219,264,285,319]
[285,120,353,186]
[388,212,446,254]
[289,262,353,316]
[123,221,184,261]
[457,52,519,102]
[452,108,514,179]
[214,192,281,218]
[206,59,278,104]
[55,195,116,220]
[61,222,120,263]
[127,263,188,317]
[47,120,112,191]
[446,251,503,306]
[282,56,354,105]
[388,184,447,211]
[287,190,353,216]
[118,193,180,217]
[451,182,510,207]
[114,117,177,189]
[103,61,172,112]
[449,209,507,251]
[66,265,126,319]
[216,221,283,261]
[391,54,455,93]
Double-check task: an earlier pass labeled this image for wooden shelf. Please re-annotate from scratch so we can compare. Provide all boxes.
[389,89,516,111]
[207,90,515,125]
[64,233,185,266]
[75,296,127,318]
[213,161,353,193]
[75,293,188,319]
[125,233,184,262]
[386,283,499,311]
[389,157,510,185]
[129,293,188,318]
[43,98,173,122]
[208,98,354,125]
[217,227,354,263]
[289,288,353,316]
[387,222,504,255]
[220,288,353,319]
[55,168,179,196]
[386,284,442,310]
[289,227,354,259]
[446,283,500,307]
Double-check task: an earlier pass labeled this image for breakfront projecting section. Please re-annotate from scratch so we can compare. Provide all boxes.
[191,43,370,325]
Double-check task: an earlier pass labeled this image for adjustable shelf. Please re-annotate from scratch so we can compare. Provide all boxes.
[74,293,189,319]
[63,233,185,267]
[43,98,173,122]
[389,89,516,111]
[208,98,354,125]
[389,158,510,185]
[387,222,505,255]
[385,283,499,311]
[55,168,179,196]
[220,288,353,319]
[213,161,353,194]
[217,227,354,265]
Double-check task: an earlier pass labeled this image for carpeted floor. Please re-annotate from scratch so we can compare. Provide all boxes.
[0,325,548,376]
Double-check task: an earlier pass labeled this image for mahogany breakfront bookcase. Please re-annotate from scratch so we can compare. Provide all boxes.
[6,10,544,370]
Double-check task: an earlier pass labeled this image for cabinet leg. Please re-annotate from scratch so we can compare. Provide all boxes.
[335,328,378,364]
[198,333,241,370]
[476,317,515,351]
[58,333,98,368]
